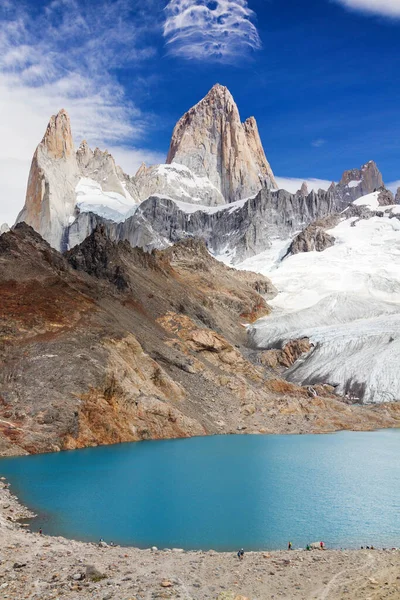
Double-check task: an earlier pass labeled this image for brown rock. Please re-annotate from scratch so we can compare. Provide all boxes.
[166,84,277,203]
[378,188,394,206]
[260,339,312,369]
[288,225,335,255]
[15,109,80,251]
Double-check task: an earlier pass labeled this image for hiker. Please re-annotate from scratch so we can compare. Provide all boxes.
[237,548,244,560]
[288,541,292,550]
[306,544,311,551]
[39,528,43,535]
[320,541,325,550]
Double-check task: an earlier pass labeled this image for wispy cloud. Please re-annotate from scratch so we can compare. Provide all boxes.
[387,180,400,194]
[334,0,400,18]
[312,138,326,148]
[163,0,261,61]
[0,0,161,225]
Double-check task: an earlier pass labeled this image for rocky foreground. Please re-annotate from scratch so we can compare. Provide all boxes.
[1,479,400,600]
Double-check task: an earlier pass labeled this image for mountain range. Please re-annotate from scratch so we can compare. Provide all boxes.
[1,83,400,455]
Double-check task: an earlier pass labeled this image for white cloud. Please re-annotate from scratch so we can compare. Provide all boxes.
[108,147,166,176]
[163,0,261,61]
[311,138,326,148]
[0,0,160,226]
[388,180,400,194]
[275,177,334,194]
[334,0,400,18]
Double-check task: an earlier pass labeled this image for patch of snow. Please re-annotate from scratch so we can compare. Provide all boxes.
[347,180,361,188]
[169,196,253,215]
[156,163,221,198]
[75,177,137,223]
[352,191,381,210]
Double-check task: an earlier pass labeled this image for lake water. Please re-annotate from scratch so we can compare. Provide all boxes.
[1,431,400,551]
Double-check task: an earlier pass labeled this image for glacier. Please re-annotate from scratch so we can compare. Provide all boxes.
[75,178,138,223]
[239,193,400,403]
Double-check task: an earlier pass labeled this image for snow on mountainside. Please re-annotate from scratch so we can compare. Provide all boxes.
[75,178,138,222]
[240,192,400,403]
[134,163,225,206]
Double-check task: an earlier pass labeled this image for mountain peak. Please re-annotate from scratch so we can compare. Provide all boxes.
[166,85,276,202]
[340,160,383,187]
[41,109,74,159]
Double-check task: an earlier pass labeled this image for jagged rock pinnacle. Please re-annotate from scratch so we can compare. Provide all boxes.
[166,84,277,203]
[41,109,74,159]
[15,110,80,251]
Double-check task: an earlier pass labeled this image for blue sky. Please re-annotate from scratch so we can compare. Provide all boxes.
[0,0,399,223]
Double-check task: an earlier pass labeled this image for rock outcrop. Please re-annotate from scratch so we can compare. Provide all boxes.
[166,84,277,202]
[377,188,394,206]
[0,223,10,235]
[76,141,139,202]
[287,224,336,255]
[395,187,400,204]
[15,109,80,252]
[334,160,384,209]
[15,112,141,251]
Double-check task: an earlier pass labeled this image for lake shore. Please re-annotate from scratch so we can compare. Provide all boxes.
[1,478,399,600]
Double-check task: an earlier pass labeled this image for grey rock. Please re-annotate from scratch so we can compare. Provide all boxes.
[378,188,394,206]
[85,565,106,581]
[287,224,336,256]
[334,160,384,209]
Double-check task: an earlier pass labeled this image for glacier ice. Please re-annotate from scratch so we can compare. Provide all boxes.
[240,195,400,403]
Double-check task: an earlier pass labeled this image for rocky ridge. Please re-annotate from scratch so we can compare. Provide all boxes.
[67,165,385,264]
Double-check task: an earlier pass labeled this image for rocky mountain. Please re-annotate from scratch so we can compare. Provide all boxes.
[166,83,277,202]
[16,109,80,252]
[14,82,393,265]
[16,111,139,251]
[15,85,279,251]
[2,224,398,457]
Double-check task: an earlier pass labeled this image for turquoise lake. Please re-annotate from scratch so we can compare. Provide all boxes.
[1,431,400,551]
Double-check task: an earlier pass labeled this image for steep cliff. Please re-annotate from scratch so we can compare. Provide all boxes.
[166,84,277,202]
[15,109,80,252]
[334,160,384,209]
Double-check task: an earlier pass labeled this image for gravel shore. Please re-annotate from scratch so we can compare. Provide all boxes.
[1,478,399,600]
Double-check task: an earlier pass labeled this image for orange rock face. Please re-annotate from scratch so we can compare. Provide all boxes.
[166,84,277,203]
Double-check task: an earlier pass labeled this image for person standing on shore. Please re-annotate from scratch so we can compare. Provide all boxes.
[288,541,292,550]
